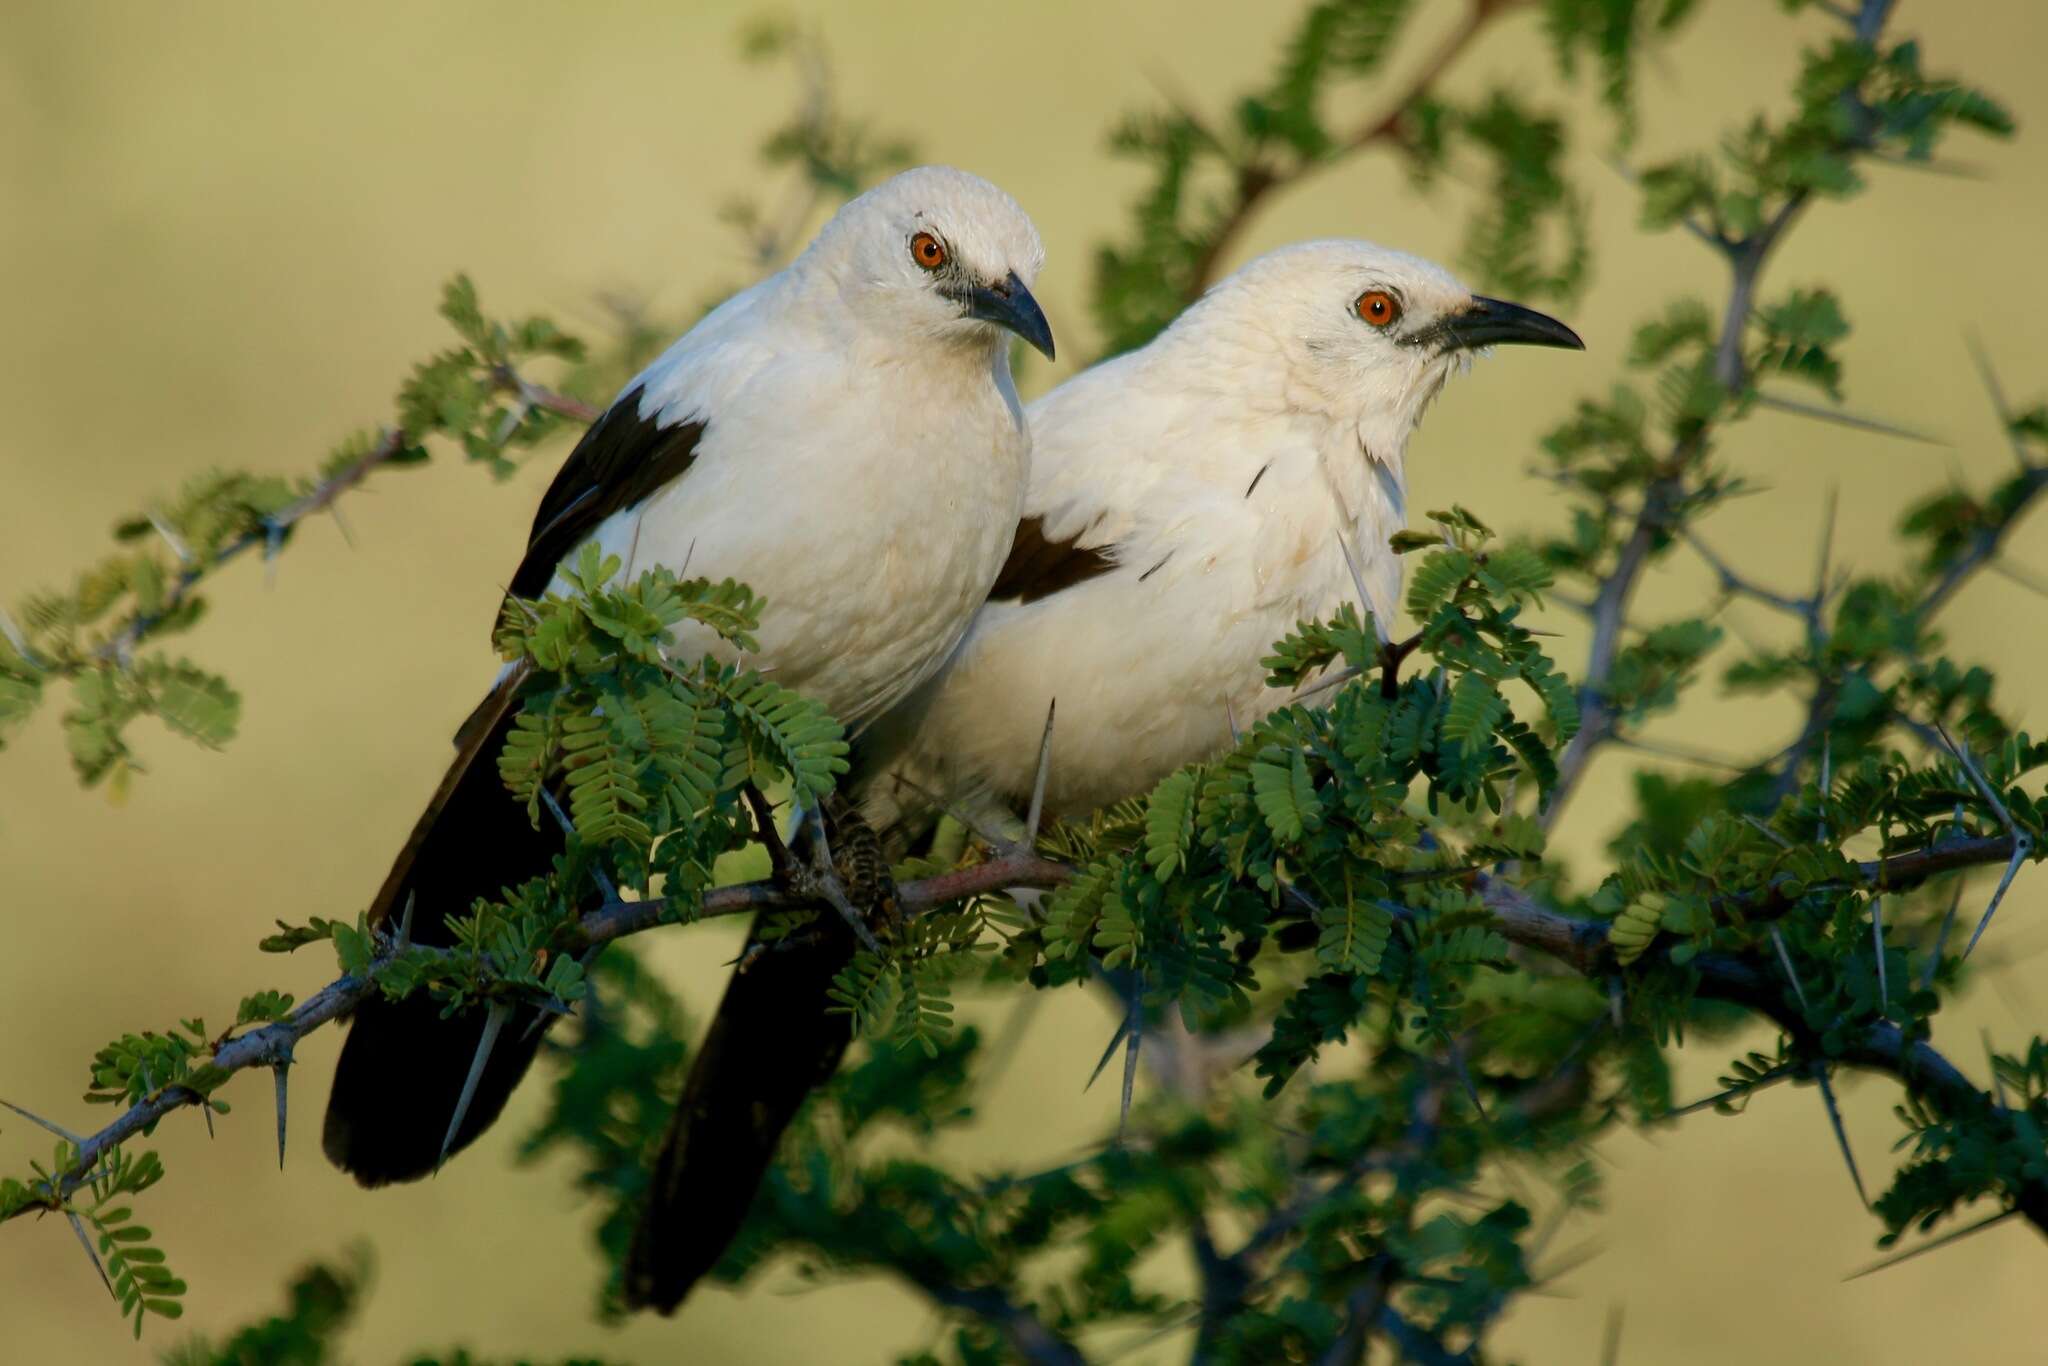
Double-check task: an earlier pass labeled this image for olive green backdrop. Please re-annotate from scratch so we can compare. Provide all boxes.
[3,2,2045,1361]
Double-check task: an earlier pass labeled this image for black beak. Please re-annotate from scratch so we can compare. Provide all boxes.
[1439,296,1584,352]
[960,271,1056,361]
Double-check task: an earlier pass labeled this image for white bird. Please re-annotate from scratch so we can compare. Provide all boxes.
[322,166,1053,1225]
[862,238,1581,835]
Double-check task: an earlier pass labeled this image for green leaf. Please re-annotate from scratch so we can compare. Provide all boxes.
[1143,769,1198,877]
[1442,673,1509,758]
[1251,748,1322,841]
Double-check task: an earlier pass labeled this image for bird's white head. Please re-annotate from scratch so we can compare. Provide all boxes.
[802,165,1054,361]
[1174,239,1582,468]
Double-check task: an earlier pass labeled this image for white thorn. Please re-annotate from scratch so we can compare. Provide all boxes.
[1963,838,2032,960]
[146,508,193,564]
[67,1212,114,1299]
[1813,1063,1868,1208]
[0,1097,85,1146]
[1770,927,1811,1013]
[1025,700,1056,846]
[439,1002,510,1170]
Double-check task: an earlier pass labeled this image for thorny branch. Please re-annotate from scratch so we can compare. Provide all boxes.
[1542,0,1898,832]
[71,375,600,677]
[0,850,1063,1221]
[12,811,2029,1241]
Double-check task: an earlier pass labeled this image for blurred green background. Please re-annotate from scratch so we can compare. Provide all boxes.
[3,2,2045,1360]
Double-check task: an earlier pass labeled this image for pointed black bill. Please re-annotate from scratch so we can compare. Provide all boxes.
[959,271,1056,360]
[1440,295,1584,352]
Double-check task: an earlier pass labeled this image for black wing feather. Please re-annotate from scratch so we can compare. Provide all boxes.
[507,385,706,601]
[987,513,1118,605]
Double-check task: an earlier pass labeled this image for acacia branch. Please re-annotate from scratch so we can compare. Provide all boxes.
[1479,863,2048,1238]
[913,1278,1088,1366]
[1182,0,1532,300]
[0,850,1064,1222]
[95,430,407,669]
[77,375,598,675]
[1543,0,1899,831]
[1915,464,2048,622]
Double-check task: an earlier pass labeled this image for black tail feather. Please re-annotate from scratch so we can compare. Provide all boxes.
[622,800,889,1314]
[622,912,853,1312]
[322,677,561,1186]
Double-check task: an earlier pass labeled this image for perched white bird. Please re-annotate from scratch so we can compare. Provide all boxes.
[862,239,1581,833]
[323,167,1053,1236]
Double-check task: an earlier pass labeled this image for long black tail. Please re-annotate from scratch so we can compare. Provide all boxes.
[621,910,855,1312]
[622,800,888,1314]
[322,676,559,1186]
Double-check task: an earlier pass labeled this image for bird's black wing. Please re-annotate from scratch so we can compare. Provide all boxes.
[324,386,704,1187]
[986,513,1118,604]
[506,385,706,603]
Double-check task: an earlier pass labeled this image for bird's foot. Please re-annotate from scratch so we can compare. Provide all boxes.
[824,794,903,942]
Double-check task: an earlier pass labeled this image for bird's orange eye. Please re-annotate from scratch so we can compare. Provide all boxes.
[911,231,948,271]
[1355,290,1401,327]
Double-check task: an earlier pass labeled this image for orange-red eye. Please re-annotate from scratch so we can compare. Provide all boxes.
[1355,290,1400,327]
[911,231,948,271]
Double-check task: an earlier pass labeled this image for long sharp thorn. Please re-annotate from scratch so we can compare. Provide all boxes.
[1966,333,2033,472]
[1335,529,1385,643]
[884,770,1010,852]
[1935,722,2018,833]
[67,1212,115,1299]
[1871,897,1888,1015]
[1817,733,1832,843]
[541,786,618,901]
[1025,700,1056,846]
[200,1098,215,1139]
[396,891,416,951]
[1293,663,1362,702]
[1815,488,1838,604]
[0,1097,85,1145]
[1119,1009,1143,1146]
[1963,841,2031,960]
[1770,927,1812,1013]
[273,1063,289,1169]
[1923,878,1964,991]
[1742,813,1794,848]
[439,1002,510,1172]
[520,993,571,1043]
[1086,1004,1134,1092]
[1987,558,2048,600]
[1812,1064,1867,1207]
[147,508,193,563]
[1843,1207,2020,1280]
[263,521,285,588]
[329,501,356,548]
[0,606,44,670]
[1754,390,1944,445]
[1224,694,1240,744]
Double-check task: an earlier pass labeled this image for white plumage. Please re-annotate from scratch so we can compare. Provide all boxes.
[570,165,1049,730]
[863,238,1581,828]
